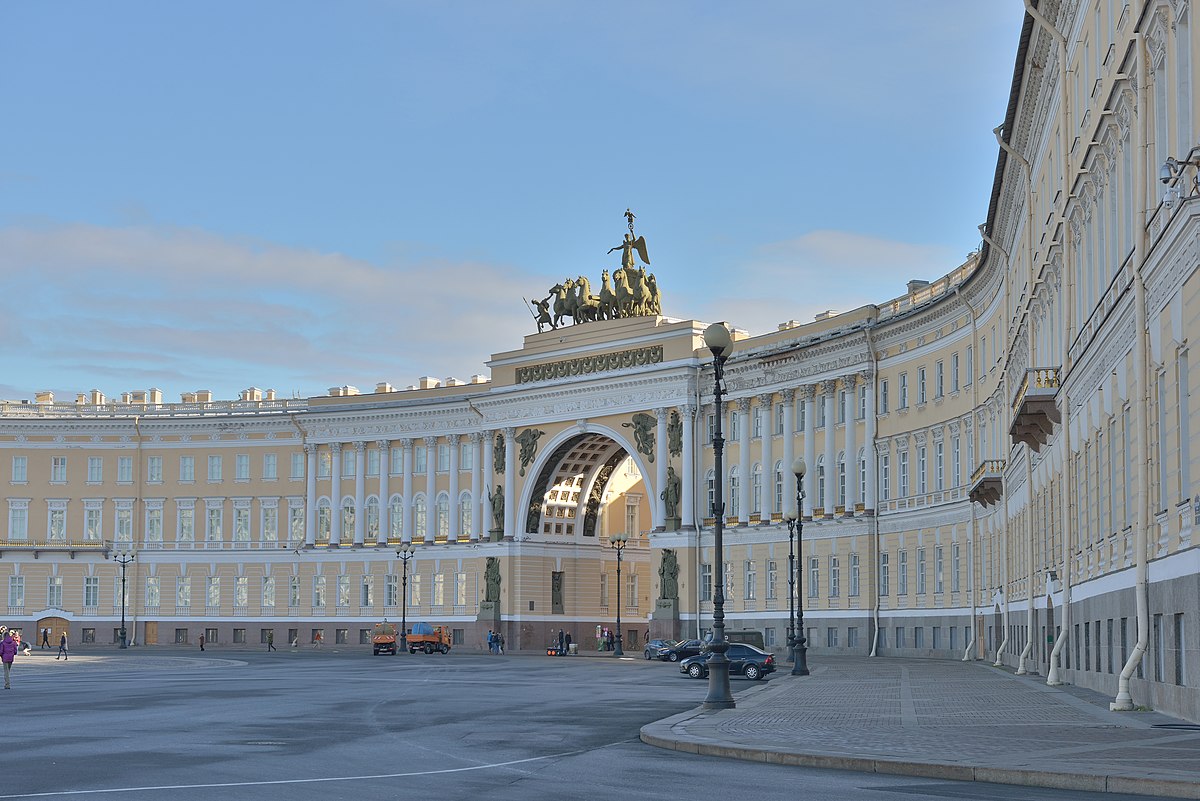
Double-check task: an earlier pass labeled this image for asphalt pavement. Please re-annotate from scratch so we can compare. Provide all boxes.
[640,654,1200,799]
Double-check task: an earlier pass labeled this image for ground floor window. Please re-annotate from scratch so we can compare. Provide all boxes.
[452,628,464,645]
[205,628,218,644]
[288,628,298,647]
[233,628,246,644]
[261,629,273,644]
[81,628,95,643]
[359,629,372,644]
[335,628,348,645]
[175,628,188,644]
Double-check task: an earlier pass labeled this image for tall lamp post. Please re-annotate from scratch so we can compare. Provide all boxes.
[397,545,416,653]
[791,457,810,676]
[610,530,628,657]
[702,322,735,709]
[785,509,798,664]
[112,549,135,649]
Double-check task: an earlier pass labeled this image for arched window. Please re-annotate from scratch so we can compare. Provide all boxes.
[729,466,741,517]
[436,493,450,540]
[365,496,380,541]
[316,498,331,543]
[342,496,355,536]
[751,464,763,514]
[413,495,427,539]
[459,492,473,537]
[389,494,403,541]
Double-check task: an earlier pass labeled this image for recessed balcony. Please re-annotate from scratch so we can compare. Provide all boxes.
[1010,367,1061,451]
[968,460,1006,507]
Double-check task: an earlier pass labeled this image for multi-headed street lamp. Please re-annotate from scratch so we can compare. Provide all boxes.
[610,530,629,657]
[702,322,735,709]
[791,457,810,676]
[112,549,135,649]
[396,545,416,653]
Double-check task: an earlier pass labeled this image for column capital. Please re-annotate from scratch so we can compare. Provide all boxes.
[375,439,391,451]
[780,388,796,404]
[468,431,483,445]
[401,438,414,451]
[757,392,774,406]
[304,443,316,455]
[798,384,816,401]
[842,373,858,390]
[423,436,438,447]
[503,426,516,438]
[859,368,875,383]
[330,442,343,454]
[654,407,669,418]
[355,441,368,453]
[822,381,838,399]
[736,397,751,412]
[680,404,697,418]
[446,433,460,445]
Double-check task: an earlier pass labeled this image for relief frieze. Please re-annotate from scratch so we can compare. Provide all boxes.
[515,345,664,384]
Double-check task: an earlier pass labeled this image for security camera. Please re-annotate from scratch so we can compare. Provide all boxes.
[1160,159,1177,185]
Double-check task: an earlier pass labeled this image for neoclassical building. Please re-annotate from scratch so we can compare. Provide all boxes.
[2,0,1198,721]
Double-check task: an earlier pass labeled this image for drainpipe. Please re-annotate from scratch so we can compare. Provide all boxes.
[864,322,881,657]
[1048,389,1073,685]
[1113,20,1152,710]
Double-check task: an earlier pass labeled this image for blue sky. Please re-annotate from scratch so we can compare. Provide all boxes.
[0,2,1026,402]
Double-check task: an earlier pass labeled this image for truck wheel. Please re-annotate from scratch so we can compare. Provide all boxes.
[424,644,432,654]
[440,645,448,654]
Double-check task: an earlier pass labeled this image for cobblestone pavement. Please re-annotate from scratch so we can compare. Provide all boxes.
[641,656,1200,799]
[6,650,244,673]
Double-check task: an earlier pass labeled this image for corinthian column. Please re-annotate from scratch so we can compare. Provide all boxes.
[376,440,390,545]
[655,408,669,531]
[503,427,516,540]
[823,382,836,517]
[758,393,773,522]
[353,441,366,546]
[801,386,815,520]
[401,439,414,544]
[447,434,461,542]
[681,406,696,531]
[304,444,317,548]
[780,389,796,518]
[469,432,483,542]
[329,442,343,548]
[737,397,751,525]
[843,374,858,517]
[424,436,437,544]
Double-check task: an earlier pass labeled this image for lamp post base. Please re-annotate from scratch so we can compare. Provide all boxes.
[119,628,128,650]
[703,659,736,709]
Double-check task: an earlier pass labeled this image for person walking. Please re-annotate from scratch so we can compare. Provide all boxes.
[497,632,504,654]
[564,631,573,655]
[40,628,50,650]
[56,632,68,660]
[1,630,17,689]
[487,630,495,654]
[266,631,276,652]
[199,634,205,652]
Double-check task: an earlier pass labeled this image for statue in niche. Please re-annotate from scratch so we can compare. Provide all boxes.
[484,557,501,602]
[658,549,679,600]
[660,466,681,521]
[493,432,505,474]
[488,484,504,532]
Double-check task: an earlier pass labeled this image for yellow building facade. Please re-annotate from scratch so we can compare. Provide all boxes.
[1,0,1198,720]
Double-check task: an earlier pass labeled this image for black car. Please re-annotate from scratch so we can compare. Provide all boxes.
[658,638,705,662]
[643,639,676,660]
[679,643,776,680]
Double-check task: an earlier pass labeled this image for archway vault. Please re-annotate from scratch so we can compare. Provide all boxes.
[523,432,645,537]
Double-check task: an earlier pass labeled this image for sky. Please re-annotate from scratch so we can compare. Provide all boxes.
[0,2,1027,403]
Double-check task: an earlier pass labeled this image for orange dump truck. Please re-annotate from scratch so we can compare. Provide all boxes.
[407,622,451,654]
[371,621,398,655]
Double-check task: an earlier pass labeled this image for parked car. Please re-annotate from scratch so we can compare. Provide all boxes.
[679,643,776,681]
[643,639,676,660]
[659,638,705,662]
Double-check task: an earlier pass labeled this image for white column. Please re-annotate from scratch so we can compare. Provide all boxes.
[376,440,390,545]
[843,374,858,517]
[780,389,796,518]
[758,393,773,523]
[424,436,437,544]
[802,386,816,519]
[503,428,516,539]
[481,431,494,539]
[737,397,751,525]
[304,444,317,548]
[448,434,461,542]
[353,441,366,546]
[655,407,669,531]
[864,373,877,514]
[402,439,414,544]
[823,381,837,517]
[470,432,483,541]
[329,442,343,547]
[681,405,696,531]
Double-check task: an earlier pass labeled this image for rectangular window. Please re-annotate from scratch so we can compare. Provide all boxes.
[827,627,839,648]
[8,575,24,608]
[934,546,944,593]
[880,380,889,414]
[146,508,163,547]
[385,574,398,607]
[289,576,300,608]
[178,507,194,544]
[366,449,380,477]
[766,560,778,600]
[409,574,422,606]
[9,505,28,541]
[47,576,63,608]
[858,385,867,419]
[342,449,355,478]
[899,373,908,408]
[1174,613,1185,686]
[752,407,763,438]
[147,456,163,483]
[775,402,785,435]
[207,576,220,609]
[11,456,27,483]
[917,368,927,404]
[262,576,276,608]
[918,447,928,494]
[87,456,103,483]
[391,447,404,475]
[743,560,757,601]
[1154,614,1164,682]
[952,543,961,593]
[896,626,905,648]
[600,572,610,608]
[915,627,925,649]
[952,438,961,488]
[291,453,305,479]
[837,390,846,424]
[313,575,327,609]
[337,575,351,607]
[899,451,909,497]
[84,576,99,608]
[235,576,248,609]
[916,547,927,595]
[206,507,222,543]
[935,443,944,491]
[808,557,819,598]
[262,506,278,543]
[318,451,332,478]
[699,563,712,602]
[706,413,715,444]
[180,456,195,483]
[235,454,250,481]
[935,361,944,398]
[879,552,890,596]
[262,453,277,480]
[849,552,860,596]
[415,446,427,474]
[145,576,160,608]
[1178,351,1190,501]
[433,573,445,606]
[880,454,890,501]
[51,456,67,483]
[952,353,960,392]
[829,555,840,597]
[455,571,467,606]
[234,507,250,543]
[207,455,222,482]
[117,456,133,483]
[460,442,474,471]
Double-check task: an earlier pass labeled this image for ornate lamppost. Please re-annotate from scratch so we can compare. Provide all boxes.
[610,530,629,657]
[112,549,135,649]
[396,545,416,653]
[702,322,735,709]
[785,509,798,664]
[791,457,810,676]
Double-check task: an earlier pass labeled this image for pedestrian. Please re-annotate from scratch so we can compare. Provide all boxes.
[497,632,504,654]
[487,630,495,654]
[606,629,614,651]
[57,632,68,660]
[564,631,572,655]
[199,634,205,652]
[557,628,565,654]
[41,628,49,650]
[1,630,17,689]
[266,631,276,652]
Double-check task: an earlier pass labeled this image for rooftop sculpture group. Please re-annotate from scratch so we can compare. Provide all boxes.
[529,210,663,332]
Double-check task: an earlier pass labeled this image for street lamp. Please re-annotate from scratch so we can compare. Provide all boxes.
[610,530,629,657]
[791,457,810,676]
[396,545,416,653]
[785,509,798,664]
[112,549,135,649]
[702,321,735,709]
